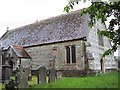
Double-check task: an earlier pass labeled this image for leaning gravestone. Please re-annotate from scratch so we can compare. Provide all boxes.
[37,66,47,84]
[48,68,56,83]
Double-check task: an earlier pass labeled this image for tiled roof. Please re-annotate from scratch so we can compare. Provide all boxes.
[11,45,31,58]
[0,10,89,48]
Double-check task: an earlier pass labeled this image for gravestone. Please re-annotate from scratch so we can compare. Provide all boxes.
[56,71,62,79]
[3,65,11,82]
[25,68,32,81]
[17,67,29,88]
[48,68,56,83]
[15,70,21,87]
[37,66,47,84]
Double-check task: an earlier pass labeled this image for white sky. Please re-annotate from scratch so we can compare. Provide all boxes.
[0,0,91,37]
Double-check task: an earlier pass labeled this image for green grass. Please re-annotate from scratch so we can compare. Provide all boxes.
[0,83,4,90]
[29,72,119,88]
[29,76,38,85]
[0,72,118,89]
[28,76,49,86]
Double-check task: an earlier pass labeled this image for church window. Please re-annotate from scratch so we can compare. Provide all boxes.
[65,45,76,63]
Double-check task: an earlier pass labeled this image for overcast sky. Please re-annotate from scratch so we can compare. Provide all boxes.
[0,0,91,37]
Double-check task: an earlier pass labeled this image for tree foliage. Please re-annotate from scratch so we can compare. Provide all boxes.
[64,0,120,57]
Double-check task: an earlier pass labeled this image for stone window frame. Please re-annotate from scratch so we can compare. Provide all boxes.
[98,30,104,46]
[65,45,76,64]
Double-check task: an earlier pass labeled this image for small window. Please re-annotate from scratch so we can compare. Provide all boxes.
[98,30,104,46]
[71,45,76,63]
[66,46,70,63]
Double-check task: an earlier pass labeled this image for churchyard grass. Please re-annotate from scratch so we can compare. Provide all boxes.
[0,83,4,89]
[28,76,38,85]
[29,76,49,85]
[29,72,119,88]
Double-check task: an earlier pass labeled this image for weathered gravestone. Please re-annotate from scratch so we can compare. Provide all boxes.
[2,65,11,82]
[56,71,62,79]
[48,68,56,83]
[15,70,20,86]
[25,68,32,81]
[16,67,29,88]
[37,66,47,84]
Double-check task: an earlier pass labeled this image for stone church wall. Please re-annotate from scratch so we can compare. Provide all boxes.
[25,40,85,71]
[86,21,117,71]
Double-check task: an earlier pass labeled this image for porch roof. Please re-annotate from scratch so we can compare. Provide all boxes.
[11,45,31,58]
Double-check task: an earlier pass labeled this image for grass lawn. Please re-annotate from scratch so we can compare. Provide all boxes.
[0,83,4,90]
[29,72,119,88]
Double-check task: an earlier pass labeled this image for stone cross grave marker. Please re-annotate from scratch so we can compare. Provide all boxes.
[37,66,47,84]
[48,68,56,83]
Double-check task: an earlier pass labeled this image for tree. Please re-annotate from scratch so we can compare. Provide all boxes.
[64,0,120,57]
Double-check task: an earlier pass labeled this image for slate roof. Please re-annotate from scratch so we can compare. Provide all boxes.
[0,10,89,48]
[11,45,31,58]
